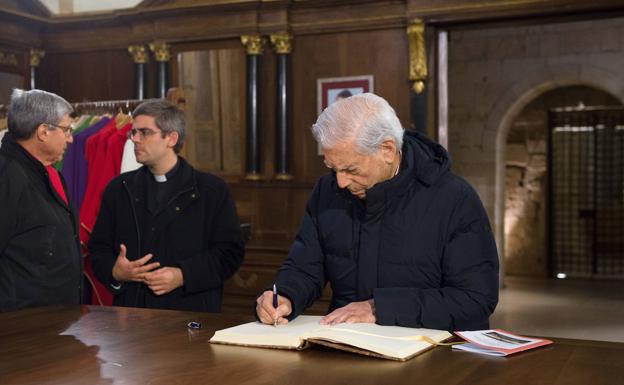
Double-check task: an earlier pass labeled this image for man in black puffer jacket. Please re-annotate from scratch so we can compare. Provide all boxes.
[256,93,499,331]
[0,89,82,312]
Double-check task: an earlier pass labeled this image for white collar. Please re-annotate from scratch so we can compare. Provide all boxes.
[153,174,167,183]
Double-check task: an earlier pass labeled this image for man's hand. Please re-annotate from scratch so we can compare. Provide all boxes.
[256,290,292,326]
[144,267,184,296]
[320,299,376,325]
[112,244,160,282]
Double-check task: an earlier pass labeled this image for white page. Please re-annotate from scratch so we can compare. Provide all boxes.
[304,323,451,360]
[210,315,325,348]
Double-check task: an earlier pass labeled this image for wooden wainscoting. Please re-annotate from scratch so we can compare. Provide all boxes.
[221,180,332,315]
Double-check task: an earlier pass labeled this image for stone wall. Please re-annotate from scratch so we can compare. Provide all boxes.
[503,86,620,276]
[448,18,624,277]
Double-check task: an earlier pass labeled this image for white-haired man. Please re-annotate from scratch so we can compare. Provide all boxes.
[256,93,499,331]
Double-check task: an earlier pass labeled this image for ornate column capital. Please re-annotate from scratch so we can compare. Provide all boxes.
[149,41,171,62]
[407,19,427,94]
[269,33,293,54]
[0,51,18,68]
[241,35,266,55]
[128,45,149,64]
[30,48,45,67]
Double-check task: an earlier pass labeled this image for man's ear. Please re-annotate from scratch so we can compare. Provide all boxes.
[36,123,49,142]
[379,139,397,163]
[167,131,179,149]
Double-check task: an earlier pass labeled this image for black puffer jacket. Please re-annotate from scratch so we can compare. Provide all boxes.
[89,157,245,312]
[0,133,83,312]
[274,131,499,331]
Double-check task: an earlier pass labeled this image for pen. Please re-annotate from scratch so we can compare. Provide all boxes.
[272,284,278,327]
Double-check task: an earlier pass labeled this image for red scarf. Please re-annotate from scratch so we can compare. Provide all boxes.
[46,165,68,205]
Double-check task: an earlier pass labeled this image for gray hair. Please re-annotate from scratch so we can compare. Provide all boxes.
[7,88,73,140]
[133,100,186,153]
[311,93,404,154]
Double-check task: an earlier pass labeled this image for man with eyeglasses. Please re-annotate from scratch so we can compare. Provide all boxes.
[88,100,245,312]
[0,88,83,311]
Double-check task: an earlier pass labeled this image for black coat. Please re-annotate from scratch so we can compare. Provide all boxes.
[274,131,499,331]
[89,157,245,312]
[0,133,83,312]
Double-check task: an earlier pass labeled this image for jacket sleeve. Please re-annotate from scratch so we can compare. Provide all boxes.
[272,183,326,319]
[0,165,20,256]
[374,185,500,331]
[88,182,125,294]
[178,184,245,294]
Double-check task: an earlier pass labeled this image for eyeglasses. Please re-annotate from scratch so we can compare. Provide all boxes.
[46,122,75,136]
[128,127,161,139]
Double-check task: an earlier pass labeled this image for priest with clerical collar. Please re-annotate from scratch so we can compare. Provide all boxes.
[89,100,245,312]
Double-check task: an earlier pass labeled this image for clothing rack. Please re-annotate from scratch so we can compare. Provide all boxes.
[71,88,185,116]
[71,98,160,116]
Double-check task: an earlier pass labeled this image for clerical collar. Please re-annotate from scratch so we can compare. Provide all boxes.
[153,174,167,182]
[151,158,180,183]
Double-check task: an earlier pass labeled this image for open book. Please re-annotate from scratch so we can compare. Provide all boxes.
[453,329,553,356]
[209,315,452,361]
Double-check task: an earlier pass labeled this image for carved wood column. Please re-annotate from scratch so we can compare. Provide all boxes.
[29,48,45,90]
[128,45,148,100]
[150,41,171,99]
[270,33,293,181]
[407,19,428,135]
[241,35,266,180]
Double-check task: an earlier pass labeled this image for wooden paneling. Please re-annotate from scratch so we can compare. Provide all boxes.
[226,181,331,314]
[291,28,410,184]
[406,0,624,24]
[0,12,42,49]
[36,49,136,102]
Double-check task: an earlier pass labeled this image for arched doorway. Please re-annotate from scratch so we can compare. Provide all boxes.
[504,85,622,278]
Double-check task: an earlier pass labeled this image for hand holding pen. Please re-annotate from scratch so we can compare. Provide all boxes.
[272,284,278,327]
[255,284,292,326]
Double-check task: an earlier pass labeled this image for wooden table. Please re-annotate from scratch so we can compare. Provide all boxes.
[0,305,622,385]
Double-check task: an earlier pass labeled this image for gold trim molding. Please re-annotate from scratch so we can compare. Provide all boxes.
[407,19,427,94]
[0,51,19,67]
[274,173,293,181]
[269,33,293,54]
[245,172,263,181]
[128,45,149,64]
[241,35,266,55]
[149,40,171,62]
[29,49,45,67]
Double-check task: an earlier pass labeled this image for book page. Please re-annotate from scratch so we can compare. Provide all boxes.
[210,315,325,349]
[303,323,452,360]
[452,343,507,357]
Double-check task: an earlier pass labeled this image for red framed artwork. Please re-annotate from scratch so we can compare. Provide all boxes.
[316,75,374,115]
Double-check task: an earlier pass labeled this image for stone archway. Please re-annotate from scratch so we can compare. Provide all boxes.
[490,65,624,281]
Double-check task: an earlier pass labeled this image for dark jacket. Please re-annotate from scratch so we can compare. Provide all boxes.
[89,157,245,312]
[0,133,83,312]
[275,131,499,331]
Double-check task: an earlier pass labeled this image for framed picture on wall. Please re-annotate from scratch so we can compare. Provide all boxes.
[316,75,374,154]
[316,75,374,115]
